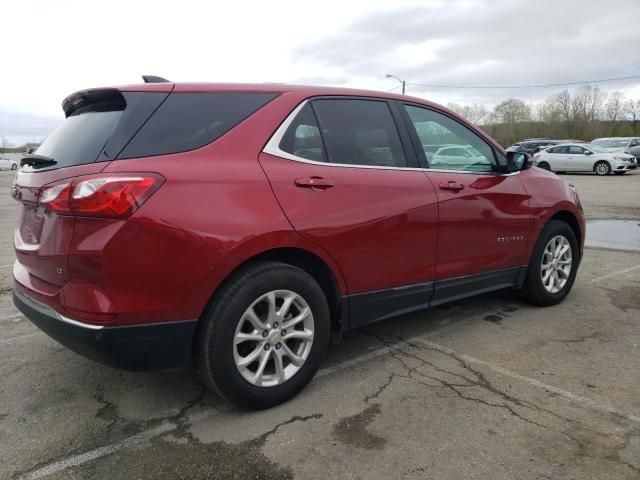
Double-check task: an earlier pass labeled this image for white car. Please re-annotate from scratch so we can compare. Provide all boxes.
[431,145,492,171]
[534,144,636,175]
[0,156,19,171]
[591,137,640,159]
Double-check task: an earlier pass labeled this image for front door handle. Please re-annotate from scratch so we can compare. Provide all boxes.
[295,177,334,190]
[439,181,465,191]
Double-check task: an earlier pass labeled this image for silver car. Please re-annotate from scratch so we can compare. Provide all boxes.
[591,137,640,159]
[534,144,636,175]
[0,156,19,171]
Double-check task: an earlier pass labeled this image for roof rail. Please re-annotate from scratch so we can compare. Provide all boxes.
[142,75,171,83]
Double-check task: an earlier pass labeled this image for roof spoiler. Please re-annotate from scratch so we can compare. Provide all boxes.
[142,75,171,83]
[62,88,125,117]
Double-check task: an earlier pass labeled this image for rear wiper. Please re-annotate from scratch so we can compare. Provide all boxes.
[20,154,57,167]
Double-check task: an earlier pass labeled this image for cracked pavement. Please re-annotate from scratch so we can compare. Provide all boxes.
[1,170,639,480]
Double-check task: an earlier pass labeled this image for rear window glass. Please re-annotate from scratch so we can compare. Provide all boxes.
[36,109,123,169]
[119,92,278,159]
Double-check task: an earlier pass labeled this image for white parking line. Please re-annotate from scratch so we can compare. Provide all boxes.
[590,264,640,283]
[17,408,226,480]
[0,263,13,269]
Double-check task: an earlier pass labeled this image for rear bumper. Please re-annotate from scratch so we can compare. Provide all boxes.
[13,286,198,371]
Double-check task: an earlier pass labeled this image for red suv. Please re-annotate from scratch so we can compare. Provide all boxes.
[12,80,585,408]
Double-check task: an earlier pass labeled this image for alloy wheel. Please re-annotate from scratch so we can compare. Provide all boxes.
[540,235,572,293]
[233,290,314,387]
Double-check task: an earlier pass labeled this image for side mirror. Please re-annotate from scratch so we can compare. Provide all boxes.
[584,150,592,155]
[506,151,533,172]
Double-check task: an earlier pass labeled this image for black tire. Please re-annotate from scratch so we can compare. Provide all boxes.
[198,261,331,409]
[594,161,611,176]
[537,162,551,171]
[11,164,17,170]
[519,220,579,306]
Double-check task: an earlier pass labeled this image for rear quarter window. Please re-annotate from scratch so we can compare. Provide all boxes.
[119,92,278,159]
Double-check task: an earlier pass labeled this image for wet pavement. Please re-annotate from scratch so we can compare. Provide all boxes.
[586,219,640,252]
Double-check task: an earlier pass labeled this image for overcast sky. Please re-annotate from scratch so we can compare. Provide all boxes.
[1,0,639,145]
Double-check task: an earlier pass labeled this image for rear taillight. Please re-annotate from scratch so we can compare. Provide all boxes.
[39,173,164,219]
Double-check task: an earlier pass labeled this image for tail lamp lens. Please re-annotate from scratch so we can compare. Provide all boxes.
[39,174,164,219]
[39,183,72,212]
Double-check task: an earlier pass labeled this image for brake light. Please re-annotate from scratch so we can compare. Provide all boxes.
[38,173,164,219]
[39,182,72,213]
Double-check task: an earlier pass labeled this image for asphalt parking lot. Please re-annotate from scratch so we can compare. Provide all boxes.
[0,169,639,480]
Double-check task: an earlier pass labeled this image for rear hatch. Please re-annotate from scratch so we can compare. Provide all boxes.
[12,86,172,297]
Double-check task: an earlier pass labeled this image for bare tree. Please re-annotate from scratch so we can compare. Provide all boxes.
[626,99,640,135]
[604,92,625,136]
[493,99,531,124]
[446,103,488,126]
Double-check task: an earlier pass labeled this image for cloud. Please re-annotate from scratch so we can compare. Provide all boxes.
[2,0,639,144]
[292,0,640,104]
[0,109,62,145]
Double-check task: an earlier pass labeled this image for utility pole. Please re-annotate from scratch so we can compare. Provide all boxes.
[386,74,406,94]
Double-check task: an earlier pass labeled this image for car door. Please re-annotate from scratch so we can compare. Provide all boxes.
[546,146,568,170]
[399,103,531,305]
[567,145,590,171]
[260,98,439,327]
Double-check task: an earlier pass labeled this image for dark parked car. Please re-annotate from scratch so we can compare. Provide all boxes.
[12,80,585,408]
[507,140,556,154]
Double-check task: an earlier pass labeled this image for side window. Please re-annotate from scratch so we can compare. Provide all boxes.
[120,92,277,159]
[403,105,496,172]
[279,103,326,162]
[630,139,640,147]
[568,146,585,154]
[311,99,407,167]
[548,146,568,154]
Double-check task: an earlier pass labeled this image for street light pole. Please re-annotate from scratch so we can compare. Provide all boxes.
[386,74,406,94]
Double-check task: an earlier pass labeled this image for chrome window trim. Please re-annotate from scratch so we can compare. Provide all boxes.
[262,99,520,177]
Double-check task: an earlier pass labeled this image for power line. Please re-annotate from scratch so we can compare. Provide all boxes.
[406,74,640,90]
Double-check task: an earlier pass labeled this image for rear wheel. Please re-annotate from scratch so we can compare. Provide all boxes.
[198,261,330,409]
[10,163,17,170]
[520,220,579,306]
[537,162,551,171]
[594,161,611,176]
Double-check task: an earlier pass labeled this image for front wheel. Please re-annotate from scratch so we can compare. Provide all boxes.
[594,161,611,176]
[11,164,17,170]
[198,261,330,409]
[519,220,579,306]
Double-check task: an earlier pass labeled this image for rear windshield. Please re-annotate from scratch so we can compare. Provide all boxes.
[33,91,277,170]
[36,109,123,169]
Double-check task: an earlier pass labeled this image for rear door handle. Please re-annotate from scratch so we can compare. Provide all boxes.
[294,177,334,190]
[439,181,465,191]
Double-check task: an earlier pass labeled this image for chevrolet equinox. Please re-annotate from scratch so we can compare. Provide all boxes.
[12,79,585,408]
